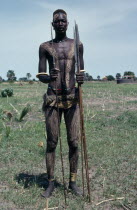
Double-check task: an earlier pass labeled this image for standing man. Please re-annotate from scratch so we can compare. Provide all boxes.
[37,9,84,198]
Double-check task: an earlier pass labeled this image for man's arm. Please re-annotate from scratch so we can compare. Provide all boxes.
[37,44,51,83]
[37,44,59,82]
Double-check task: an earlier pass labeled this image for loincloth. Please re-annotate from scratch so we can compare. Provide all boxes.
[42,90,79,110]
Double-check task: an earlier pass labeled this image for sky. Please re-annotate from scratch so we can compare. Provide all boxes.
[0,0,137,80]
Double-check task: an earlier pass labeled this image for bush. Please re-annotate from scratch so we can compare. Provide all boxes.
[1,88,13,97]
[29,81,34,84]
[106,75,115,81]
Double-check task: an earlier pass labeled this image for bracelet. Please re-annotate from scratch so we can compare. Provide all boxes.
[36,72,49,78]
[75,70,85,74]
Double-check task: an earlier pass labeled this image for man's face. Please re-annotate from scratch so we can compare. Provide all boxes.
[52,12,68,33]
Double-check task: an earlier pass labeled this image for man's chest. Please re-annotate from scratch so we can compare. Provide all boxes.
[54,42,72,59]
[45,41,74,60]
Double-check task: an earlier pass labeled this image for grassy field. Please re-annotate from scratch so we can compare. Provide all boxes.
[0,81,137,210]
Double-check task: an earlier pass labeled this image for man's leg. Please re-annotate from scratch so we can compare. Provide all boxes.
[64,104,82,196]
[41,106,62,198]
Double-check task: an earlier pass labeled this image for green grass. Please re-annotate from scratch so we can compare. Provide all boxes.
[0,81,137,209]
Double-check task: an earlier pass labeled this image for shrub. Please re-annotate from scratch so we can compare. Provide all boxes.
[1,88,13,97]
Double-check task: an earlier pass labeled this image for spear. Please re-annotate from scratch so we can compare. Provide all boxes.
[74,22,91,202]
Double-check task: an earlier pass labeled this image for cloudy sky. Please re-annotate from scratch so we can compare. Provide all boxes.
[0,0,137,79]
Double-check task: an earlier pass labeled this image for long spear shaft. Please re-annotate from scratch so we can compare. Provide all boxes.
[79,85,91,201]
[74,27,85,196]
[74,22,91,202]
[51,23,67,206]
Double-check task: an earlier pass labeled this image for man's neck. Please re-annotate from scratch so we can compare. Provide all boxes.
[55,33,68,42]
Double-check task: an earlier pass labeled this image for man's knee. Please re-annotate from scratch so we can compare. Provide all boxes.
[68,138,78,149]
[46,140,58,152]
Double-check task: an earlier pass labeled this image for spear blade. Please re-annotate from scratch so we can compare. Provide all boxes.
[51,22,55,68]
[74,22,80,73]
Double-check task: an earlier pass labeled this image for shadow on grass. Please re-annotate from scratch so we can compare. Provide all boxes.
[15,173,62,190]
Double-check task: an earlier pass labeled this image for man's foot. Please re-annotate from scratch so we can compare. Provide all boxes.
[41,181,55,198]
[68,181,83,196]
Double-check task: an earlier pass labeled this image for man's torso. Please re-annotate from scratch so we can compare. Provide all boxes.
[41,38,76,95]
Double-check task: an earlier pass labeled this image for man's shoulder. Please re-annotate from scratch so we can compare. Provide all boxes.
[39,41,52,50]
[67,38,83,45]
[67,38,74,42]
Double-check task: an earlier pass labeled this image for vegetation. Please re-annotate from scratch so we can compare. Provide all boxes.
[1,88,13,97]
[0,82,137,209]
[124,71,135,77]
[0,76,3,83]
[84,73,93,81]
[106,75,115,81]
[116,73,121,79]
[19,77,28,82]
[17,104,31,122]
[7,70,16,81]
[97,75,100,80]
[26,73,32,81]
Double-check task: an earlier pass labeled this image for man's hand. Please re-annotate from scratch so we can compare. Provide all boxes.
[50,68,60,80]
[76,71,85,84]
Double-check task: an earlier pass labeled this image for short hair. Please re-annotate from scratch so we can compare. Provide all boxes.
[53,9,67,21]
[53,9,67,16]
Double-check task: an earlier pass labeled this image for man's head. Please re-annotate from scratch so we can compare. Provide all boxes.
[52,9,68,33]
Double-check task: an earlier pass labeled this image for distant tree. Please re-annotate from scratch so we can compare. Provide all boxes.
[124,71,135,77]
[88,75,93,81]
[116,73,121,79]
[84,72,93,81]
[97,75,100,80]
[7,70,15,81]
[13,77,17,81]
[106,75,115,81]
[0,76,2,83]
[19,77,27,82]
[84,73,89,81]
[26,73,32,81]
